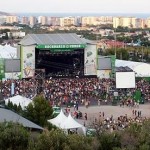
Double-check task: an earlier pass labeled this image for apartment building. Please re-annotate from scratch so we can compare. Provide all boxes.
[74,17,82,26]
[135,18,147,28]
[39,16,48,25]
[6,16,18,24]
[0,16,7,24]
[60,17,75,27]
[29,16,37,26]
[81,17,98,26]
[50,17,60,26]
[113,17,137,28]
[99,16,113,24]
[147,18,150,28]
[21,16,29,25]
[113,17,121,28]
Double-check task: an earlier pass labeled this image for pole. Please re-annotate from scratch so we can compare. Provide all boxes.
[114,19,117,58]
[142,46,144,62]
[115,33,116,58]
[10,53,15,96]
[0,80,3,102]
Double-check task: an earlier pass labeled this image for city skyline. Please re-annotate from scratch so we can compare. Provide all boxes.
[0,0,150,14]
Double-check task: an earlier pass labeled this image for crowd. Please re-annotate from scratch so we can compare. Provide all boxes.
[43,78,113,106]
[1,79,36,99]
[1,77,150,133]
[90,112,148,133]
[1,78,150,107]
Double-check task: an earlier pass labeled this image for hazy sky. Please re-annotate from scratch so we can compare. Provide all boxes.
[1,0,150,13]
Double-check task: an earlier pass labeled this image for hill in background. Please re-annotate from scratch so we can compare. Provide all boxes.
[0,11,14,16]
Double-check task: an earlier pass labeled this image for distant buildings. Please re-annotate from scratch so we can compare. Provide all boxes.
[60,17,75,27]
[113,17,137,28]
[40,16,48,25]
[0,16,6,24]
[29,16,37,27]
[82,17,98,26]
[81,16,113,26]
[147,18,150,28]
[0,14,150,29]
[113,17,149,29]
[7,31,25,38]
[49,17,60,26]
[21,16,29,25]
[0,26,19,30]
[6,16,18,24]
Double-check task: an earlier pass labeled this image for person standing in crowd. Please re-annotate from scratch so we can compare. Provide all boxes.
[132,109,135,116]
[135,110,137,116]
[84,113,87,120]
[98,99,101,106]
[102,112,105,118]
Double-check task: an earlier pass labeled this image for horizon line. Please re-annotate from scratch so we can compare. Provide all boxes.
[2,11,150,14]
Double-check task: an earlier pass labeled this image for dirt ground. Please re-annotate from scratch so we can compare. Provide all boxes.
[63,104,150,126]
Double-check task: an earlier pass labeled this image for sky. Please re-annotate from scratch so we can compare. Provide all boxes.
[0,0,150,14]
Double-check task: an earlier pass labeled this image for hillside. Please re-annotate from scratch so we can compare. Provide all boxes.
[0,11,14,16]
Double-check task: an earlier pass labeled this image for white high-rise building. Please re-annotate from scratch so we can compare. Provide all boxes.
[113,17,137,28]
[60,17,75,27]
[21,16,29,25]
[147,18,150,28]
[6,16,18,24]
[29,16,37,27]
[0,16,7,24]
[49,17,60,26]
[40,16,48,25]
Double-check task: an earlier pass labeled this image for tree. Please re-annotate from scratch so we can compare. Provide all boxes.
[0,122,29,150]
[67,134,96,150]
[33,129,98,150]
[6,101,23,114]
[97,132,121,150]
[7,100,13,110]
[23,95,53,127]
[34,129,68,150]
[120,123,142,150]
[17,103,22,114]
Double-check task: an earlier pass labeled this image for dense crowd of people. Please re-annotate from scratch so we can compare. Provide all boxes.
[1,79,36,99]
[1,78,150,106]
[1,77,150,134]
[90,113,148,133]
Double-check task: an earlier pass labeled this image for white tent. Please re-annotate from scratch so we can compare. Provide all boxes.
[5,95,32,109]
[60,113,83,129]
[48,109,67,128]
[0,44,17,59]
[134,63,150,77]
[116,59,150,77]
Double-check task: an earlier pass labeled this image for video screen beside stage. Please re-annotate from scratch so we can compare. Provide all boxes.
[5,59,21,72]
[116,72,135,88]
[97,57,111,70]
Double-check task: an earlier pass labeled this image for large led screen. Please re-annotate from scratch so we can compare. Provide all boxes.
[116,72,135,88]
[97,57,111,70]
[5,59,20,72]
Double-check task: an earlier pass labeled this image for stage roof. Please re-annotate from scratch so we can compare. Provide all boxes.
[19,33,86,46]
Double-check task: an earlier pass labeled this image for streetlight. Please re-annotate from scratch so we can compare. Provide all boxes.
[114,33,117,58]
[142,45,144,62]
[114,19,117,58]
